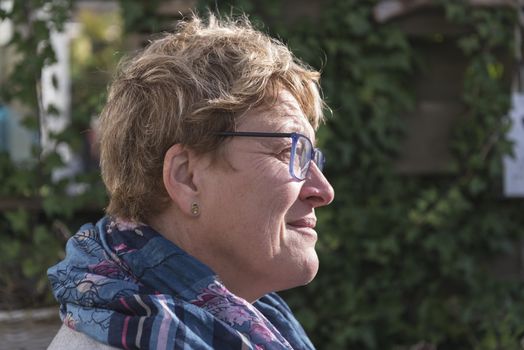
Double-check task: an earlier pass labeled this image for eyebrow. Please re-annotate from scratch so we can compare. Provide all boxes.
[277,115,306,131]
[278,115,315,142]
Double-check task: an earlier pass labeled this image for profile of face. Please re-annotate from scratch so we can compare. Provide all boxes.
[194,90,335,301]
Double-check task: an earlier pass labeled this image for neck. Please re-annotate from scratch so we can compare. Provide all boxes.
[149,208,266,303]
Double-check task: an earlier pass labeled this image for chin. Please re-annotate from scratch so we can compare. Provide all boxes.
[301,254,319,285]
[283,252,319,289]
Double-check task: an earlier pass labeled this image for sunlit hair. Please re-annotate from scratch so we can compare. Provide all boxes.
[99,13,326,222]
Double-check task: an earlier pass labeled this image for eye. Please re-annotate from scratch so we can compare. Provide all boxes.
[275,147,292,161]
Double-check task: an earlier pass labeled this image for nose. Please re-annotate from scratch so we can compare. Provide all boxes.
[299,162,335,207]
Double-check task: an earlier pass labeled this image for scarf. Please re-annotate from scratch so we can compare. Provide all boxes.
[47,216,315,350]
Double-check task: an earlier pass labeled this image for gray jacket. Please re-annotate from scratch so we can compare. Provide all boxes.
[47,325,119,350]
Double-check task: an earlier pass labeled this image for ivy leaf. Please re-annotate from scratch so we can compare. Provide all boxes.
[33,225,50,246]
[4,209,30,234]
[46,103,60,117]
[51,73,59,90]
[468,176,486,195]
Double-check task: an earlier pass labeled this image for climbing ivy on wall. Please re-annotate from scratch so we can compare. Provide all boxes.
[0,0,74,308]
[193,1,523,349]
[0,0,108,308]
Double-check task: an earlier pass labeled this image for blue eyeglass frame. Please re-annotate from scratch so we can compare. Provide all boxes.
[215,131,325,181]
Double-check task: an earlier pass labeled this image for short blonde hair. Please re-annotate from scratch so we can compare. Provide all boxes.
[99,13,326,222]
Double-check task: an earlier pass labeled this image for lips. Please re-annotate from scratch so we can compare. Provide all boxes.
[287,217,317,229]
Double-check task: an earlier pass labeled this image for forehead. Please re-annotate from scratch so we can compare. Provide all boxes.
[238,90,315,139]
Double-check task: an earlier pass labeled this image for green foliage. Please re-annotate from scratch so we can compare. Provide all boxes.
[0,0,108,308]
[201,1,524,349]
[119,0,173,34]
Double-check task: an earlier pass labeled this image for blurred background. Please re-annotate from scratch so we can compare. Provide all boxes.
[1,0,524,349]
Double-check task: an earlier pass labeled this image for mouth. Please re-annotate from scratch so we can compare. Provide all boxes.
[287,217,317,229]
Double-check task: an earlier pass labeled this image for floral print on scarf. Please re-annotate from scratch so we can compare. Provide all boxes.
[48,216,315,350]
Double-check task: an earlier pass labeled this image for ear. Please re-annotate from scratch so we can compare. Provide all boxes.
[163,144,200,217]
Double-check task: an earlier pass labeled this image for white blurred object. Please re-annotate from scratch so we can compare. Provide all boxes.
[41,23,84,183]
[503,93,524,197]
[0,0,13,46]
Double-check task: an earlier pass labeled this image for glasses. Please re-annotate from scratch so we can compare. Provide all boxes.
[216,131,325,181]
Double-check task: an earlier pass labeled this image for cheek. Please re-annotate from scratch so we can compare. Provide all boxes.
[210,159,299,235]
[249,170,298,219]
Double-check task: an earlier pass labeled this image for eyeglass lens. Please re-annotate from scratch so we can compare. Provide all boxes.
[314,150,325,171]
[291,135,313,180]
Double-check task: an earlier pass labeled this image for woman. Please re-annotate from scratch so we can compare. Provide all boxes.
[48,13,334,350]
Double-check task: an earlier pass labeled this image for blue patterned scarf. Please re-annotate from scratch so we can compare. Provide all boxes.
[47,216,315,349]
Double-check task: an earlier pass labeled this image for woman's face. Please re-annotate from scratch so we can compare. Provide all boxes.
[198,90,335,301]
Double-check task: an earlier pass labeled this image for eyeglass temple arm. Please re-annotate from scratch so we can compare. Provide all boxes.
[215,131,295,138]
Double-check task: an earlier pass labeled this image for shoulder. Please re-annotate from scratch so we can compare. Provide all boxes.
[255,292,293,315]
[47,325,119,350]
[255,293,316,350]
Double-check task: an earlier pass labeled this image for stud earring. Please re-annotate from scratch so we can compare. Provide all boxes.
[191,202,200,216]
